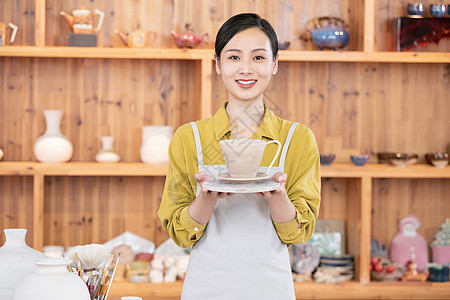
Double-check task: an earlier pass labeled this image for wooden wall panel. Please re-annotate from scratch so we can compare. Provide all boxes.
[214,62,450,163]
[44,176,169,247]
[372,179,450,259]
[0,0,35,46]
[0,176,34,246]
[45,0,363,50]
[375,0,450,51]
[0,57,201,162]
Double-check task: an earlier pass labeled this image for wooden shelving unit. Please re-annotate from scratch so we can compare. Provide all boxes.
[1,0,449,299]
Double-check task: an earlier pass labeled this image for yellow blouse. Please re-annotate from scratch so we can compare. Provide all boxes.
[158,103,321,248]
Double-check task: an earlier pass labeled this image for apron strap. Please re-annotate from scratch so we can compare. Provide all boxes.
[190,121,204,166]
[279,122,299,169]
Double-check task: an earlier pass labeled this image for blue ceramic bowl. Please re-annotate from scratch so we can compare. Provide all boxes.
[350,155,369,166]
[430,4,446,17]
[407,3,424,16]
[320,153,336,165]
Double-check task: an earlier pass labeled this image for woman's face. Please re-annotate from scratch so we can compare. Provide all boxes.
[215,27,278,103]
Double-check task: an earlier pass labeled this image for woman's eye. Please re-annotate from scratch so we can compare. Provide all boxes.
[228,56,239,60]
[254,56,265,60]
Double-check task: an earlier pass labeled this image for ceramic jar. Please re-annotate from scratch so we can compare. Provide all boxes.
[95,136,120,163]
[14,257,90,300]
[34,110,73,163]
[0,229,45,300]
[140,126,173,164]
[0,147,3,160]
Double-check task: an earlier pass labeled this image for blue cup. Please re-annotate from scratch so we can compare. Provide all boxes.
[430,4,446,17]
[407,3,424,16]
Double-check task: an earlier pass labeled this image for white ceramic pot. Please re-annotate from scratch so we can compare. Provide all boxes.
[34,110,73,163]
[95,136,120,163]
[140,126,173,164]
[14,257,90,300]
[0,147,3,160]
[0,229,45,300]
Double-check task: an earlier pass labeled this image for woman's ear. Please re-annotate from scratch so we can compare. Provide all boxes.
[214,53,222,75]
[272,54,279,75]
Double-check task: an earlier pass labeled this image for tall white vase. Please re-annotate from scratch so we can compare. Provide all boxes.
[140,126,173,164]
[0,229,45,300]
[13,257,90,300]
[34,110,73,163]
[95,136,120,163]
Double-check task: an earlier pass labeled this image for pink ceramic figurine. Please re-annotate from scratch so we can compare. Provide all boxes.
[390,215,428,272]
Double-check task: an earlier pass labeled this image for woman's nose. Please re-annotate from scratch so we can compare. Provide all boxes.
[238,59,253,74]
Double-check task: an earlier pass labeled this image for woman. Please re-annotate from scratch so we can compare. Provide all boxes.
[158,13,320,299]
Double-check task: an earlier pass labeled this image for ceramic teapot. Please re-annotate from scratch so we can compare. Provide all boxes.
[0,22,18,46]
[171,24,209,48]
[307,17,349,50]
[60,7,104,34]
[116,30,157,48]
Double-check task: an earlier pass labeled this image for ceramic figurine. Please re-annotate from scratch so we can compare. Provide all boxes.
[401,261,429,282]
[431,218,450,265]
[171,24,209,48]
[390,215,428,272]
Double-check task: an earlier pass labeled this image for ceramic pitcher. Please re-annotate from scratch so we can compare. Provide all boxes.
[95,136,120,163]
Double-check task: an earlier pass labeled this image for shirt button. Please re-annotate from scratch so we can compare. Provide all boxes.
[194,227,199,232]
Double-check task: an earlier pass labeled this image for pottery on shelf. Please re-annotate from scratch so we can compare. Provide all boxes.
[350,155,369,166]
[377,152,396,164]
[320,153,336,165]
[171,24,209,48]
[13,257,90,300]
[390,153,418,168]
[307,16,350,50]
[34,110,73,164]
[431,218,450,265]
[0,147,3,160]
[407,3,424,17]
[95,136,120,163]
[140,126,173,164]
[425,152,449,168]
[0,229,45,300]
[430,4,446,18]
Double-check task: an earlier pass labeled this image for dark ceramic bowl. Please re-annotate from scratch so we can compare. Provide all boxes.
[377,152,396,164]
[430,4,446,17]
[350,155,369,166]
[320,153,336,165]
[425,152,449,168]
[407,3,424,16]
[278,41,291,50]
[390,153,418,168]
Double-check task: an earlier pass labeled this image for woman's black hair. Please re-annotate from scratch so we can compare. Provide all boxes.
[215,13,278,60]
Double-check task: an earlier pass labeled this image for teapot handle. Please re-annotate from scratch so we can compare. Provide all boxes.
[8,23,18,44]
[94,9,105,32]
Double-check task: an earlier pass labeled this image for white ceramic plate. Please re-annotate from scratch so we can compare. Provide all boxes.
[217,172,270,183]
[203,179,280,193]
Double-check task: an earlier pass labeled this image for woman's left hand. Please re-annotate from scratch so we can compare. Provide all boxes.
[256,171,288,199]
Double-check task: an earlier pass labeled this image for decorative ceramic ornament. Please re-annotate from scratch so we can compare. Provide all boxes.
[95,136,120,163]
[431,218,450,265]
[13,257,90,300]
[140,126,173,164]
[390,215,428,272]
[34,110,73,163]
[0,229,45,300]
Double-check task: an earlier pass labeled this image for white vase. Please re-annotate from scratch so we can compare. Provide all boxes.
[95,136,120,163]
[14,257,90,300]
[140,126,173,164]
[0,229,45,300]
[34,110,73,164]
[0,148,3,160]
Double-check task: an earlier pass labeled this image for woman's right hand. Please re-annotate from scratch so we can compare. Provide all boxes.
[195,171,234,200]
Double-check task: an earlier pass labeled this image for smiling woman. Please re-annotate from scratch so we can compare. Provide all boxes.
[158,13,321,300]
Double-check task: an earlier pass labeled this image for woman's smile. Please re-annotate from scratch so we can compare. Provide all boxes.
[236,79,257,88]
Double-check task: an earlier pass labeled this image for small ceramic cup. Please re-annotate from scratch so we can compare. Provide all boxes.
[407,3,424,16]
[430,4,446,17]
[320,153,336,165]
[350,155,369,166]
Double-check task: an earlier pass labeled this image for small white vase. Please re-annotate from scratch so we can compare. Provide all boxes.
[14,257,90,300]
[95,136,120,163]
[140,126,173,164]
[0,229,45,300]
[0,148,3,160]
[34,110,73,164]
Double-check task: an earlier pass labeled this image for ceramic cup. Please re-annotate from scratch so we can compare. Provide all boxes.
[219,139,281,178]
[407,3,424,16]
[430,4,446,17]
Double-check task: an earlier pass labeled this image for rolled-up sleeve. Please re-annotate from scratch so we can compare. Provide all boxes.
[274,127,321,245]
[157,124,206,248]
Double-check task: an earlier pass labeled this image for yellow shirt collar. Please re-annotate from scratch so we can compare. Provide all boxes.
[212,102,279,141]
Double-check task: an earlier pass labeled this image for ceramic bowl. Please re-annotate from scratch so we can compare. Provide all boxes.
[407,3,424,16]
[430,4,446,17]
[278,41,291,50]
[425,152,449,168]
[350,155,369,166]
[390,153,418,168]
[377,152,396,164]
[320,153,336,165]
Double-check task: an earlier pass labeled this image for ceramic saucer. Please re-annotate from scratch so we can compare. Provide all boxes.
[217,172,270,183]
[203,179,280,194]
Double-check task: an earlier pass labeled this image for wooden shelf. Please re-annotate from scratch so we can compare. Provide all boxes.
[108,280,450,300]
[1,46,449,63]
[0,162,448,178]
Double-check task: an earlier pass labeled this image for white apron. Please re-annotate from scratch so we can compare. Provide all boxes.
[181,121,299,300]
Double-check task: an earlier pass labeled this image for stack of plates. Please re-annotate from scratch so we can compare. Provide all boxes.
[314,254,354,283]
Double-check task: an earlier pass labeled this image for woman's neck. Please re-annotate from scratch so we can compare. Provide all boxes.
[226,99,265,139]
